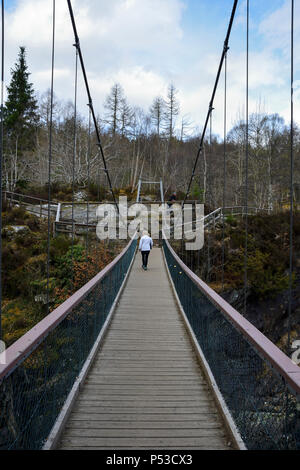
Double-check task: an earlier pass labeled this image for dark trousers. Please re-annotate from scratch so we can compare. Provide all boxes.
[141,251,150,267]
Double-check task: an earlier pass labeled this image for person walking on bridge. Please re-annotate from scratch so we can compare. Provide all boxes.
[139,231,153,271]
[167,192,177,209]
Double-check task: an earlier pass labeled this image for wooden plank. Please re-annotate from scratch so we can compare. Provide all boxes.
[75,401,215,409]
[83,378,205,385]
[102,344,193,349]
[76,395,214,402]
[65,412,220,422]
[90,369,203,375]
[60,436,229,449]
[65,420,222,429]
[103,337,188,342]
[60,446,229,450]
[81,385,208,393]
[97,355,197,361]
[92,360,200,366]
[83,373,205,382]
[62,428,226,439]
[92,366,201,372]
[71,406,221,414]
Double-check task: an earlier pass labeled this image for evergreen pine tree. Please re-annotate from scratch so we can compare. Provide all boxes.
[4,46,39,151]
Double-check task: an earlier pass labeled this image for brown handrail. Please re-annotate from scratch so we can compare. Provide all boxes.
[163,236,300,396]
[59,200,201,205]
[56,221,97,228]
[3,191,55,204]
[0,234,137,382]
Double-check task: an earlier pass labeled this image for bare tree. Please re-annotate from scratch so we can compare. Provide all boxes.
[149,96,165,137]
[164,84,180,140]
[180,114,193,141]
[263,113,285,211]
[104,83,124,136]
[39,89,61,127]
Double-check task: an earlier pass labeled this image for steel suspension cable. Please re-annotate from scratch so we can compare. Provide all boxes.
[207,112,213,282]
[44,0,56,400]
[0,0,4,340]
[71,46,78,272]
[182,0,238,208]
[287,0,294,353]
[67,0,119,214]
[209,111,213,205]
[222,50,228,293]
[284,2,295,436]
[243,0,249,316]
[86,106,91,281]
[46,0,55,316]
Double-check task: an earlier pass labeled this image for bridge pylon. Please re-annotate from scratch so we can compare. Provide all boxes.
[136,179,164,203]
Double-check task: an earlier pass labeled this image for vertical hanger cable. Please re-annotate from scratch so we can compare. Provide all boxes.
[0,0,4,340]
[287,0,294,353]
[244,0,249,315]
[46,0,56,316]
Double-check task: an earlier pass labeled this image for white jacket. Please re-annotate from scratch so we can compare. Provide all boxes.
[139,235,153,252]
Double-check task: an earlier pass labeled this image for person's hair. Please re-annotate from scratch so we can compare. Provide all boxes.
[142,230,149,236]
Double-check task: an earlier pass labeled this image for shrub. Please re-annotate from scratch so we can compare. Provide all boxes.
[50,235,73,260]
[15,179,29,191]
[225,214,237,226]
[2,301,35,346]
[3,206,27,226]
[15,229,37,248]
[88,182,108,201]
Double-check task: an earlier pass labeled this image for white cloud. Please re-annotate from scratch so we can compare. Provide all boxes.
[89,66,167,110]
[115,67,167,108]
[35,68,71,81]
[258,0,300,58]
[4,0,185,121]
[3,0,299,138]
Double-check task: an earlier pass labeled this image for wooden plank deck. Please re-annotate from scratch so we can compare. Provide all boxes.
[59,248,231,450]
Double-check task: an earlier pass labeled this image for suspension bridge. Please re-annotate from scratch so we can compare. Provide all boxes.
[0,202,299,450]
[0,0,299,451]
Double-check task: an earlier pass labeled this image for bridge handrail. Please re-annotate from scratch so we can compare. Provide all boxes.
[165,206,271,233]
[163,207,221,231]
[163,236,300,396]
[3,190,55,205]
[0,234,137,382]
[163,236,300,449]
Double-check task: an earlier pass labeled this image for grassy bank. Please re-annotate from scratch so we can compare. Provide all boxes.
[2,203,125,347]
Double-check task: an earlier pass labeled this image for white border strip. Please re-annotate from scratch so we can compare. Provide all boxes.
[43,245,137,450]
[162,247,246,451]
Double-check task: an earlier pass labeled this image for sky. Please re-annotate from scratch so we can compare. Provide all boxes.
[2,0,300,138]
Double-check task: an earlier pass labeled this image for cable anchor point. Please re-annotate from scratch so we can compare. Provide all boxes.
[73,40,80,49]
